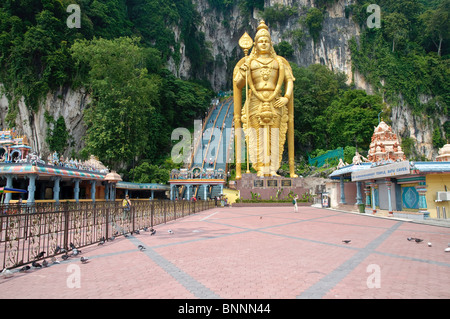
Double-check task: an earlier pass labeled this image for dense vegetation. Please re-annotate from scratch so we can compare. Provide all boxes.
[0,0,214,182]
[0,0,448,183]
[349,0,449,153]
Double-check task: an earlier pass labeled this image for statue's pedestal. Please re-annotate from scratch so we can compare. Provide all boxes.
[236,173,306,200]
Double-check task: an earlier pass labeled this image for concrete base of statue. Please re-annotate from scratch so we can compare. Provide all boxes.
[235,173,307,200]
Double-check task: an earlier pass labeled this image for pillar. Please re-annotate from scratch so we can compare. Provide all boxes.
[151,190,154,200]
[4,175,13,204]
[220,184,224,195]
[186,184,191,200]
[365,185,371,207]
[416,182,429,219]
[370,181,377,214]
[73,179,80,203]
[339,176,346,204]
[104,182,109,201]
[170,185,175,200]
[27,174,37,206]
[386,178,393,215]
[53,177,61,203]
[204,184,208,201]
[90,180,96,202]
[356,181,363,205]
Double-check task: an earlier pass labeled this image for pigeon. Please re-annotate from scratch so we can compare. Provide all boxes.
[61,254,69,260]
[70,242,76,250]
[71,248,81,256]
[42,259,48,267]
[98,237,105,245]
[150,228,156,236]
[19,265,30,272]
[445,247,450,252]
[138,245,146,251]
[143,226,149,232]
[134,230,140,235]
[32,261,42,268]
[108,235,115,241]
[342,240,351,244]
[1,268,13,279]
[80,257,89,264]
[415,238,424,243]
[168,229,173,235]
[428,242,432,247]
[54,246,61,254]
[407,237,415,241]
[35,251,45,259]
[50,256,59,264]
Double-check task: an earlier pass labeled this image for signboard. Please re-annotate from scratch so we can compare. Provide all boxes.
[281,180,292,187]
[253,180,264,187]
[267,180,278,187]
[351,161,410,182]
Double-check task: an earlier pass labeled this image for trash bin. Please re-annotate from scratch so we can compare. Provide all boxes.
[358,204,365,214]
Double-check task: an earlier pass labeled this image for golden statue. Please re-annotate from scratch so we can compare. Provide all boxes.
[233,20,297,179]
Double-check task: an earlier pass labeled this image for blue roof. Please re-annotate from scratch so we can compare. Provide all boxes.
[329,161,450,180]
[411,161,450,173]
[116,181,170,190]
[328,163,372,179]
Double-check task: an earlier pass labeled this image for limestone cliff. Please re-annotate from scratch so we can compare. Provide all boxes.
[0,0,444,160]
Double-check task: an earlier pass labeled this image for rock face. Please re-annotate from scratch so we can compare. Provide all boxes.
[0,86,90,159]
[0,0,444,159]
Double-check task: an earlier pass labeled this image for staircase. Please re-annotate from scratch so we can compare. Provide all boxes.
[180,97,234,200]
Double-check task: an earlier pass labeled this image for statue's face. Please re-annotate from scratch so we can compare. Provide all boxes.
[256,36,271,54]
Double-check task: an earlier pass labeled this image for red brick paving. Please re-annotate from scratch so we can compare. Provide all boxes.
[0,206,449,299]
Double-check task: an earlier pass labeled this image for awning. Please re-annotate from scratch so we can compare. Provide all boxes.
[0,187,27,194]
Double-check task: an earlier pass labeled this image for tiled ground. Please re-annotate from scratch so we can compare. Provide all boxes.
[0,206,449,299]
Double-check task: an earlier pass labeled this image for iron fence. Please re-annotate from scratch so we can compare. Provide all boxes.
[0,200,215,270]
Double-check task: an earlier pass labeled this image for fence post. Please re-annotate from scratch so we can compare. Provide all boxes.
[63,209,70,250]
[105,204,110,241]
[151,200,154,228]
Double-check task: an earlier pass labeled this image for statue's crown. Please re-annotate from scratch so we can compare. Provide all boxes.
[255,20,271,40]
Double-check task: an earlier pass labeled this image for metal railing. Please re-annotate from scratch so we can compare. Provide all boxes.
[0,200,215,270]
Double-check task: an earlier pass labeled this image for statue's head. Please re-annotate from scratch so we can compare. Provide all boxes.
[252,20,276,57]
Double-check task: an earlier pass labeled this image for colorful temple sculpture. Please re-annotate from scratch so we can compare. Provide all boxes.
[0,129,169,205]
[329,121,450,220]
[367,121,406,163]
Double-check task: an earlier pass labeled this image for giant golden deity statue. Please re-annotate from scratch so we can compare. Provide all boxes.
[233,20,297,179]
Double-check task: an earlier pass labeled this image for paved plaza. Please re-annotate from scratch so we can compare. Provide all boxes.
[0,205,449,299]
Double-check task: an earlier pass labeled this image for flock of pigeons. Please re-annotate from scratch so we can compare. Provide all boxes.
[1,226,159,279]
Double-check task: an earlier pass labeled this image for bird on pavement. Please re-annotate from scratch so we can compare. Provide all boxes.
[1,268,13,278]
[42,259,48,267]
[407,237,415,241]
[19,265,30,272]
[80,257,89,264]
[61,253,69,260]
[342,240,351,244]
[35,251,45,259]
[150,228,156,236]
[415,238,424,243]
[138,245,146,251]
[168,229,173,235]
[32,261,42,268]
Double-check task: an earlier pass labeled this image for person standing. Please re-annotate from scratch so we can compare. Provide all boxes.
[293,195,298,212]
[121,194,132,234]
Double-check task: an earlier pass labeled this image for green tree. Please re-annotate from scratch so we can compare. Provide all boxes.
[71,37,159,170]
[304,7,324,43]
[325,90,383,150]
[383,12,409,52]
[420,0,450,56]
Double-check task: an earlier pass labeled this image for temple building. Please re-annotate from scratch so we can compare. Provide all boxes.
[328,121,450,220]
[0,129,169,205]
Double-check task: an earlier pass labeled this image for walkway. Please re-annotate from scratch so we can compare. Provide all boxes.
[1,205,449,299]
